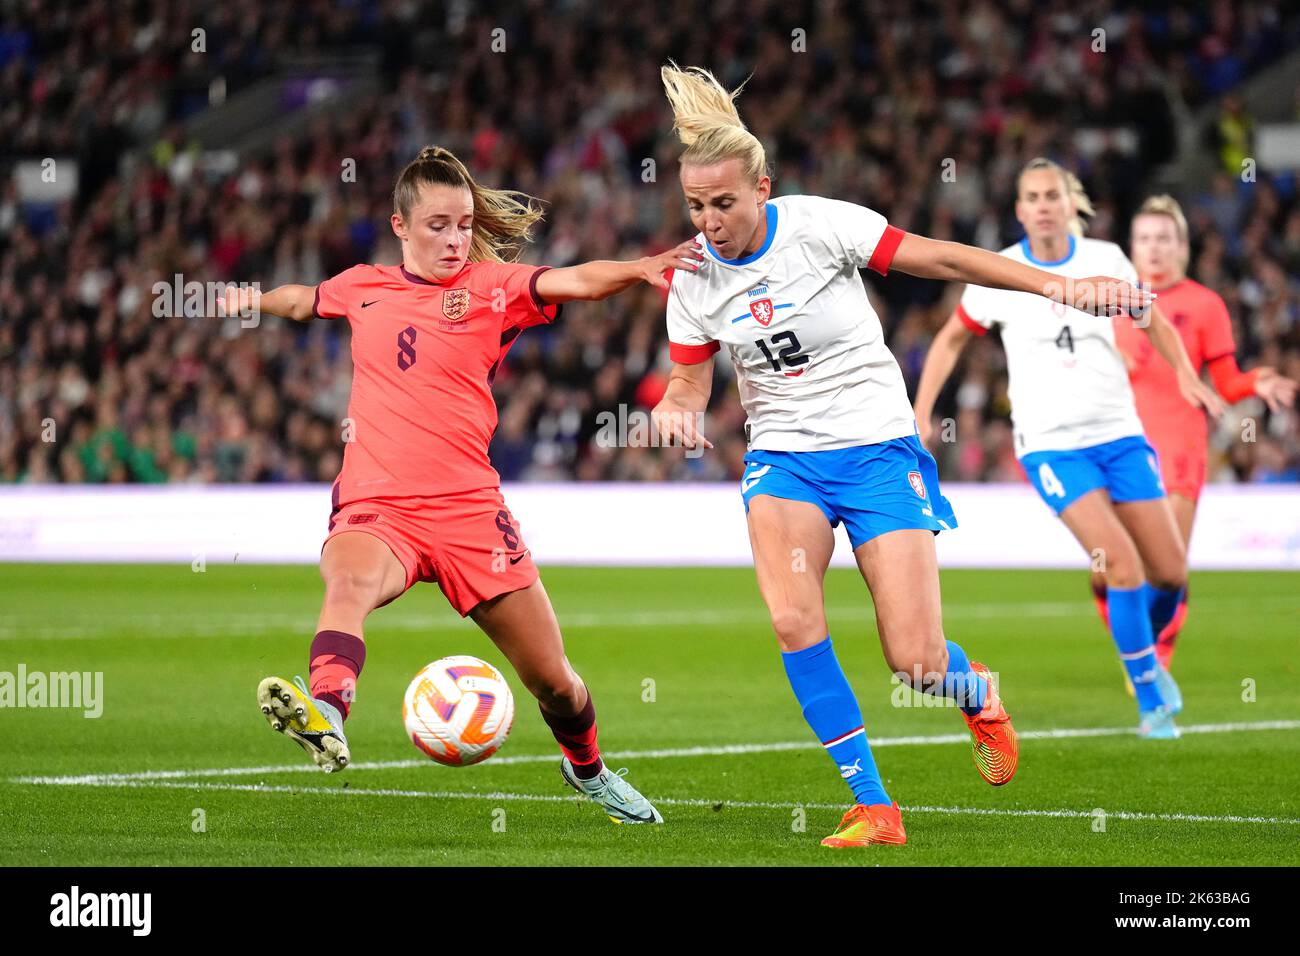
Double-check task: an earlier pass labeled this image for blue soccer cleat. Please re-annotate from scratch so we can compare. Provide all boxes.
[1138,705,1181,740]
[1154,664,1183,716]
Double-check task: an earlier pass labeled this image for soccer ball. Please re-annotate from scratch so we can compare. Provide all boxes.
[402,655,515,766]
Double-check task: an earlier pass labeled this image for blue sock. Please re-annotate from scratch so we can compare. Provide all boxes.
[1108,586,1164,712]
[942,640,988,717]
[1143,582,1184,636]
[782,637,889,807]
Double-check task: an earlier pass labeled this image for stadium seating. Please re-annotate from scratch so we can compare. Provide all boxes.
[1,1,1297,486]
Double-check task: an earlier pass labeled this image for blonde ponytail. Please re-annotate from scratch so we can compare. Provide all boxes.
[392,146,545,263]
[1018,157,1095,236]
[660,61,768,181]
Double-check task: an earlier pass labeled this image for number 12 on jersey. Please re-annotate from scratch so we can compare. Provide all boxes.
[755,331,809,372]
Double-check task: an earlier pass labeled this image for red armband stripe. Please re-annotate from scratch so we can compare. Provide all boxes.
[670,340,721,364]
[867,224,906,276]
[956,303,987,336]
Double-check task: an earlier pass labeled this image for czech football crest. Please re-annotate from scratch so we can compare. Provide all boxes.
[443,288,470,320]
[749,298,774,327]
[907,471,927,499]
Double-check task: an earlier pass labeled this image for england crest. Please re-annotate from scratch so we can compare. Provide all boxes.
[907,471,927,499]
[443,288,470,320]
[749,298,774,327]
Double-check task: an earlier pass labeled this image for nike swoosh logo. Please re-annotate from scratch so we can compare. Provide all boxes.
[561,764,658,822]
[508,551,529,565]
[361,300,380,308]
[604,803,658,823]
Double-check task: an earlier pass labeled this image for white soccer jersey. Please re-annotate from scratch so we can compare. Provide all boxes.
[666,194,917,451]
[957,236,1145,456]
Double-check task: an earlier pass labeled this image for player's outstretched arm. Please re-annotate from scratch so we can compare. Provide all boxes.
[1139,304,1226,418]
[1250,368,1299,412]
[913,312,974,446]
[890,233,1153,318]
[1207,357,1298,413]
[221,283,316,322]
[652,359,714,451]
[535,240,703,304]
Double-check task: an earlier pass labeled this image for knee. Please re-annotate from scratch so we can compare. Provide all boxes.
[321,566,385,607]
[768,605,824,652]
[1098,545,1143,590]
[1147,550,1188,592]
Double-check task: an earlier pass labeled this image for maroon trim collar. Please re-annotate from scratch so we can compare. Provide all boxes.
[400,263,469,286]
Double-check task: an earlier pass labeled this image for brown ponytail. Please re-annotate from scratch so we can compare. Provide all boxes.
[392,146,546,263]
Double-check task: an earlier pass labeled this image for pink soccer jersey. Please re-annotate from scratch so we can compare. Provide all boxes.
[313,260,559,505]
[1115,278,1234,447]
[1114,277,1246,499]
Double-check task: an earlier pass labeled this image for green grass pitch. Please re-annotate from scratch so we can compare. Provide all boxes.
[1,563,1296,866]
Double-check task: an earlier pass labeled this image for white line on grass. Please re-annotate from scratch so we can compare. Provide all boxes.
[4,595,1295,640]
[2,603,1030,639]
[12,719,1299,787]
[23,778,1300,827]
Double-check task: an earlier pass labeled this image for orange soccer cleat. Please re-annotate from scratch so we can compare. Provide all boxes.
[820,802,907,848]
[962,661,1018,786]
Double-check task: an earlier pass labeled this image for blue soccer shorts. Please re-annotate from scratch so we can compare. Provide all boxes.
[1019,435,1166,515]
[740,434,957,549]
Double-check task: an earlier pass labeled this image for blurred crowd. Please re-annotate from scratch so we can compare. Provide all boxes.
[1,0,1298,487]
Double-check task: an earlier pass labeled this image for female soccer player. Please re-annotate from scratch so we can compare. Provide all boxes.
[652,64,1154,848]
[914,159,1225,743]
[1110,195,1296,667]
[224,146,703,825]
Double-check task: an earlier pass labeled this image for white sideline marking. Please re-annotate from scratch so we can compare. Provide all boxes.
[3,595,1295,640]
[12,719,1299,787]
[17,778,1300,827]
[1,601,1061,639]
